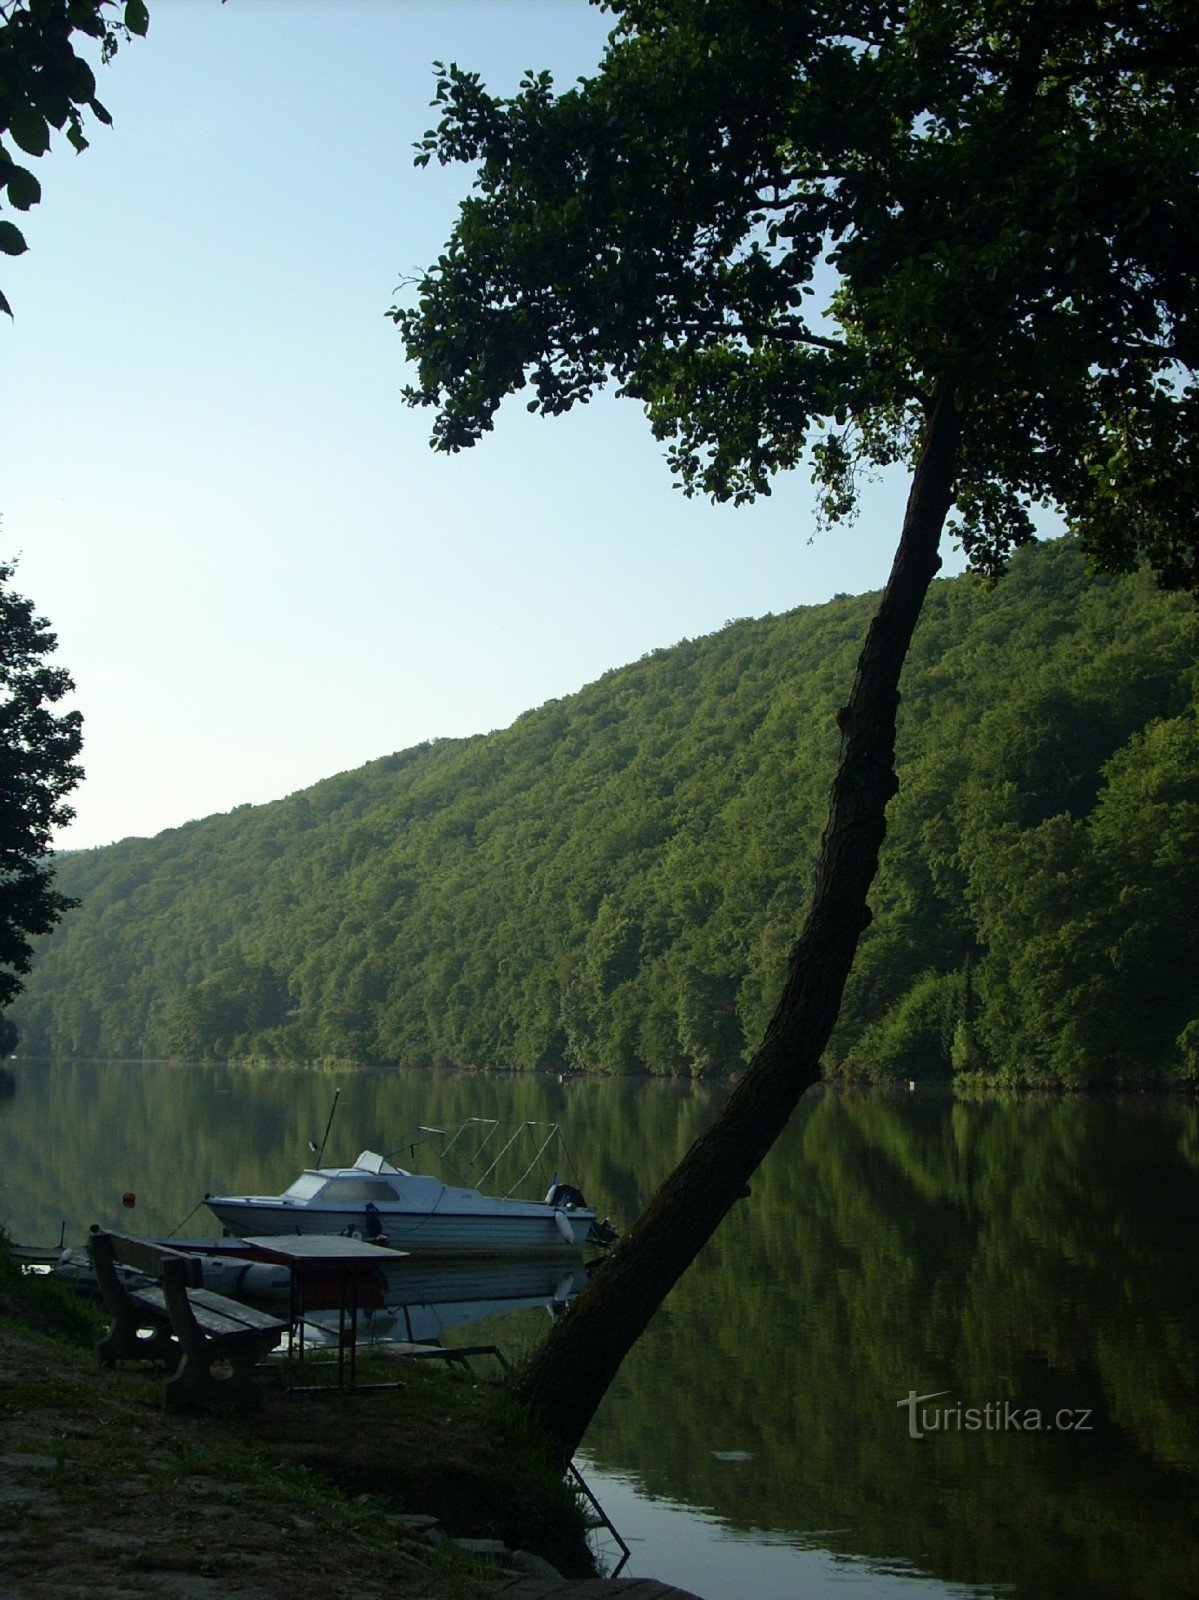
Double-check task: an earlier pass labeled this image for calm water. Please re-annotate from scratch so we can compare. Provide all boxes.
[1,1060,1197,1600]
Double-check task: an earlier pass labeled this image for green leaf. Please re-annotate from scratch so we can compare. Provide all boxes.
[65,111,90,155]
[4,165,42,212]
[0,220,29,256]
[91,99,113,128]
[0,288,12,318]
[66,57,98,105]
[8,106,50,159]
[125,0,150,36]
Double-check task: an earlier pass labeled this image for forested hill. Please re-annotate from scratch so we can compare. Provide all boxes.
[11,538,1197,1088]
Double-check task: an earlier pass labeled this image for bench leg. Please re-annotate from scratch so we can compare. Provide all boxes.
[90,1235,177,1366]
[163,1329,277,1413]
[97,1313,178,1368]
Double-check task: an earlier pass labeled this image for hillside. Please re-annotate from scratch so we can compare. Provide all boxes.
[9,537,1197,1087]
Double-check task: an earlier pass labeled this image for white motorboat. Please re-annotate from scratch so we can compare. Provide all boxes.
[204,1140,615,1258]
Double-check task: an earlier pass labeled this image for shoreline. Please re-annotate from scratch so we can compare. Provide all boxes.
[0,1257,603,1599]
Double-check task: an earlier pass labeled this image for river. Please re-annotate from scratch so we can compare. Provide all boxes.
[1,1060,1196,1599]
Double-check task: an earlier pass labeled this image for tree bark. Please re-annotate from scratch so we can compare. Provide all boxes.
[514,379,962,1464]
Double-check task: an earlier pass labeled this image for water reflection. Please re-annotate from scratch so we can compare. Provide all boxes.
[0,1059,659,1244]
[582,1089,1199,1600]
[2,1063,1197,1600]
[297,1254,589,1348]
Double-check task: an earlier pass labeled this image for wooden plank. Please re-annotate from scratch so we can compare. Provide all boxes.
[239,1234,398,1262]
[185,1289,287,1335]
[102,1230,202,1286]
[5,1242,64,1267]
[135,1285,285,1338]
[132,1287,246,1337]
[128,1287,173,1321]
[382,1341,509,1369]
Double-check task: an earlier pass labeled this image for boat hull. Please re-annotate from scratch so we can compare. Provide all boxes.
[204,1197,595,1256]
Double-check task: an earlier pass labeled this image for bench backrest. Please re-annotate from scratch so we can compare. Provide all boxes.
[89,1228,203,1287]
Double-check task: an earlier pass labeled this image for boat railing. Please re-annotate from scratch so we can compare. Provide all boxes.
[386,1118,570,1201]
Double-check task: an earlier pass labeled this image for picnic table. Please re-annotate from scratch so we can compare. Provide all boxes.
[238,1233,400,1388]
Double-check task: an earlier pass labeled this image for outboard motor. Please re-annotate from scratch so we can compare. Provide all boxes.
[544,1181,587,1210]
[588,1216,619,1249]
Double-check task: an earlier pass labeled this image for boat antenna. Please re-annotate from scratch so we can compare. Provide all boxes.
[309,1087,340,1166]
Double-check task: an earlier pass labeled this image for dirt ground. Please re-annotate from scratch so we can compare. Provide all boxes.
[0,1301,591,1600]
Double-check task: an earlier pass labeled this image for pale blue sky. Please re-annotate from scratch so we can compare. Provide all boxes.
[3,0,964,851]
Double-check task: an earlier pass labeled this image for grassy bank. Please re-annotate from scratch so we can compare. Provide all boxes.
[0,1243,594,1597]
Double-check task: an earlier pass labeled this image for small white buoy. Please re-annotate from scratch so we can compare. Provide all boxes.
[554,1208,574,1244]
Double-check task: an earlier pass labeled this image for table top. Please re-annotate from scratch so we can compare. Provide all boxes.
[240,1234,406,1264]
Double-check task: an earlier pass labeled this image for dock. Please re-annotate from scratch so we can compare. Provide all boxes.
[5,1240,65,1268]
[494,1583,704,1599]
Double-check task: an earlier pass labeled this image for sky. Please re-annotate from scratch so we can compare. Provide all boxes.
[2,0,969,852]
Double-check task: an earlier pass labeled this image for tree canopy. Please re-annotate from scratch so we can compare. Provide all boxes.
[0,558,83,1008]
[0,0,147,314]
[396,0,1198,593]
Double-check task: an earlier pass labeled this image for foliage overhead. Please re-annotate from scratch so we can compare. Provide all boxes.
[394,0,1198,591]
[9,541,1196,1086]
[0,558,83,1007]
[0,0,147,314]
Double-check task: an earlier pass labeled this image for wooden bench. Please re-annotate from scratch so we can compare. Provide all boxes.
[88,1229,288,1412]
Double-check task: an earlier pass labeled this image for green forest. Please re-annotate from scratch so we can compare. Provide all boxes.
[9,537,1197,1088]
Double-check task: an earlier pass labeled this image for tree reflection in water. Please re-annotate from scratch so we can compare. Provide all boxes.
[1,1064,1195,1599]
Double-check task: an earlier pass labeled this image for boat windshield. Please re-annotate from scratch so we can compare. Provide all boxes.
[282,1173,404,1203]
[283,1174,328,1200]
[319,1177,402,1203]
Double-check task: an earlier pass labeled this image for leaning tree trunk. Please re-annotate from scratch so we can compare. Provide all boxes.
[515,379,963,1465]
